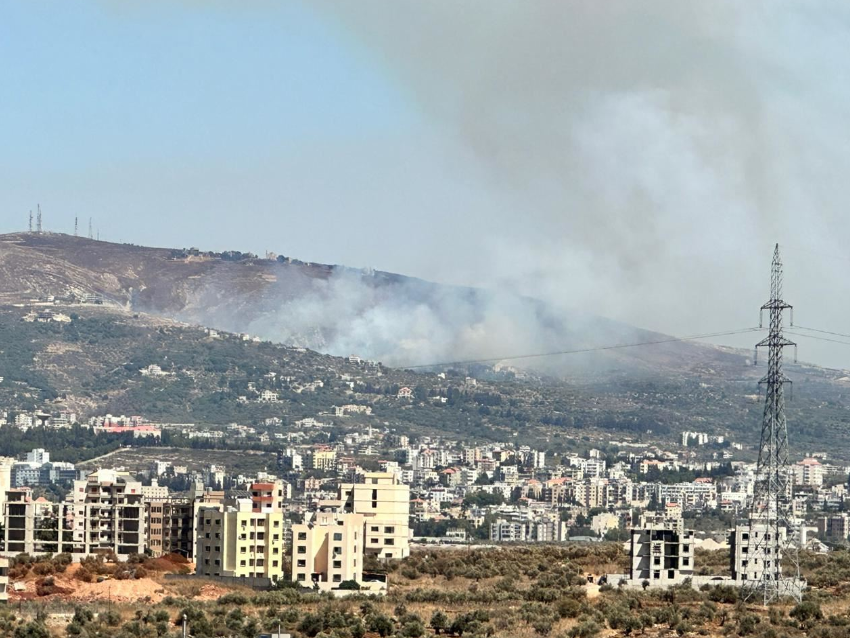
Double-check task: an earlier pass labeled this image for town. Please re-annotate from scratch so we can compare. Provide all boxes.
[0,416,840,600]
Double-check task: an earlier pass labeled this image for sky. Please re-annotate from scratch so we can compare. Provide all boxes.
[2,1,850,368]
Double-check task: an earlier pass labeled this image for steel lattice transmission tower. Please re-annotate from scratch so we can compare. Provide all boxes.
[743,244,801,604]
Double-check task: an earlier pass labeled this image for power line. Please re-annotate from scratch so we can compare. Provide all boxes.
[401,327,763,370]
[786,331,850,347]
[794,325,850,341]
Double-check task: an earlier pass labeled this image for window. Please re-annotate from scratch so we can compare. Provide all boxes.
[297,546,306,554]
[371,538,379,544]
[384,526,395,534]
[240,560,246,567]
[273,561,278,568]
[371,526,379,532]
[682,557,690,566]
[297,559,306,568]
[333,560,342,569]
[384,539,395,545]
[653,571,660,579]
[298,532,307,540]
[333,533,343,541]
[333,574,341,582]
[668,570,674,579]
[297,573,305,581]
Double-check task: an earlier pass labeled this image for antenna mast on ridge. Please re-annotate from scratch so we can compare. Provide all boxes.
[36,205,42,233]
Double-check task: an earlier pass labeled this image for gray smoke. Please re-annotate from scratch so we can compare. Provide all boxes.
[303,0,850,369]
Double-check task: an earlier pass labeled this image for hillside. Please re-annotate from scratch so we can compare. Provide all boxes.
[1,232,849,457]
[0,231,746,375]
[0,301,847,458]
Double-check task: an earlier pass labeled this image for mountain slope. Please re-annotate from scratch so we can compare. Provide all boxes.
[0,231,745,377]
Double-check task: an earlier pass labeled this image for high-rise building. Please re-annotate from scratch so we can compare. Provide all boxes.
[339,472,410,559]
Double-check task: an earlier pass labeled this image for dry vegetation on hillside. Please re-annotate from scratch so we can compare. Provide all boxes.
[5,545,850,637]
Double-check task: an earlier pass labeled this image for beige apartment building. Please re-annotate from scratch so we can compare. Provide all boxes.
[291,509,364,591]
[195,481,286,581]
[310,448,337,472]
[340,472,410,559]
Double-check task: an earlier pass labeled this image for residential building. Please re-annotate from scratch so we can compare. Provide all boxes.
[730,523,793,587]
[3,489,60,555]
[794,458,824,488]
[490,519,527,542]
[629,512,694,587]
[142,480,169,500]
[310,448,337,472]
[340,472,410,559]
[290,509,365,591]
[62,469,145,559]
[195,482,286,581]
[817,514,850,544]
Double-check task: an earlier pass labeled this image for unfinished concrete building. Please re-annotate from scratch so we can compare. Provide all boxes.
[629,512,695,587]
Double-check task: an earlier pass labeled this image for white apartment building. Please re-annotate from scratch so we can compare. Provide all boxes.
[490,520,527,542]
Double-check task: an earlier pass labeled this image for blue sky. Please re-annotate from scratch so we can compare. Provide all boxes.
[0,1,457,272]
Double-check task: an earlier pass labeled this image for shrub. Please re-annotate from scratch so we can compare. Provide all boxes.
[790,601,824,626]
[568,620,601,638]
[557,598,583,619]
[75,567,94,583]
[431,611,449,634]
[35,576,55,597]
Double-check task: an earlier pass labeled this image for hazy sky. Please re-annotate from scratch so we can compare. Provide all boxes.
[2,1,850,367]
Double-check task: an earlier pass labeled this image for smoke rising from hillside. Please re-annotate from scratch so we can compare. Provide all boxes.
[299,0,850,369]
